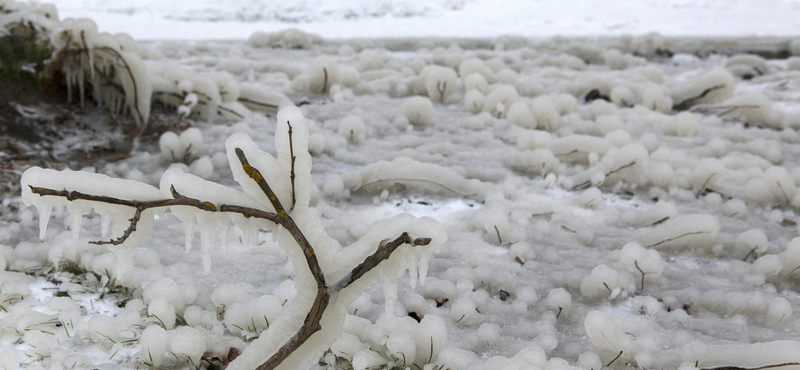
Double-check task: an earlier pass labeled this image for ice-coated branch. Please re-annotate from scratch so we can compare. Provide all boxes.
[27,185,282,245]
[234,147,288,217]
[337,232,432,291]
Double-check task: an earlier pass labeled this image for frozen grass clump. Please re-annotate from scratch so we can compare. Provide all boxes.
[483,84,519,118]
[464,89,485,113]
[138,325,168,367]
[531,96,561,131]
[343,156,487,198]
[293,56,339,94]
[725,54,768,79]
[764,166,796,205]
[692,158,726,195]
[619,242,664,290]
[504,148,560,176]
[549,135,610,164]
[639,214,720,251]
[48,16,153,127]
[338,115,367,144]
[642,86,673,113]
[715,93,784,129]
[401,96,435,126]
[247,28,322,49]
[580,264,631,300]
[600,143,649,184]
[238,83,292,114]
[459,58,496,83]
[610,85,635,107]
[358,49,385,71]
[517,130,552,151]
[423,65,459,103]
[545,288,572,319]
[507,100,536,128]
[672,69,735,109]
[672,112,697,137]
[463,72,489,94]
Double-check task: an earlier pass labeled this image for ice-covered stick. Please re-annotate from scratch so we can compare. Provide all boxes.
[25,177,281,246]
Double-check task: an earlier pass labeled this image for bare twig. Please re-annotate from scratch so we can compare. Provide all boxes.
[606,351,623,367]
[634,260,650,292]
[288,122,296,208]
[742,247,758,262]
[605,160,637,178]
[674,84,727,110]
[646,231,710,248]
[335,233,431,291]
[322,67,329,93]
[237,97,279,111]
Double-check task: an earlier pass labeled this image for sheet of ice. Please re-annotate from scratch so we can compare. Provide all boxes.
[46,0,800,40]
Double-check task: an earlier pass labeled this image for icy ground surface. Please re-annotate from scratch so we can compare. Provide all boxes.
[4,33,800,369]
[47,0,800,40]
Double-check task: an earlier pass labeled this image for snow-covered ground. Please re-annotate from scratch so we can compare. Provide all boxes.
[47,0,800,40]
[4,1,800,370]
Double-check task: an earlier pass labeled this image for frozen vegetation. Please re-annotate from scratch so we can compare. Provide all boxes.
[3,1,800,370]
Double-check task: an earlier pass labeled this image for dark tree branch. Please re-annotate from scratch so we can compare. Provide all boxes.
[335,232,431,291]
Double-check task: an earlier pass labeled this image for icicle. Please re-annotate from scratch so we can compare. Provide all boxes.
[113,249,130,282]
[200,225,215,274]
[249,224,258,246]
[419,253,430,286]
[69,207,83,242]
[36,204,52,240]
[78,65,85,108]
[382,272,399,321]
[66,70,73,103]
[100,211,111,237]
[184,220,195,252]
[87,47,94,79]
[220,225,229,254]
[407,251,419,289]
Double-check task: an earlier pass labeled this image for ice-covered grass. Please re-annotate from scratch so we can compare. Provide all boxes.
[4,1,800,370]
